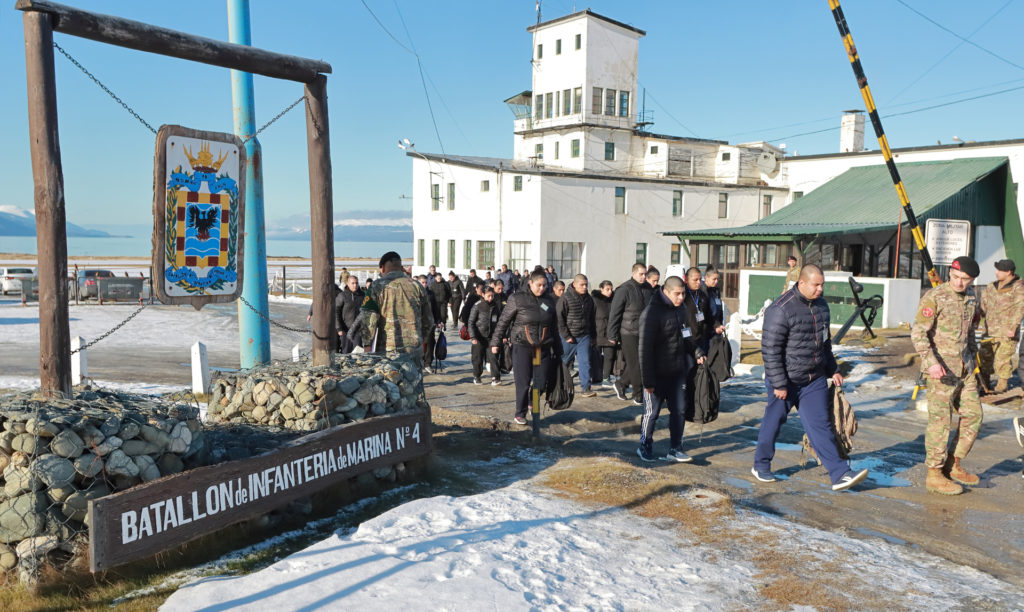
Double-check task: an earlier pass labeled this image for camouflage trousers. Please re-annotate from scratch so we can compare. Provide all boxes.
[979,337,1019,380]
[924,375,983,468]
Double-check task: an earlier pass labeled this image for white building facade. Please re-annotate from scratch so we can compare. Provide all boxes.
[410,10,786,283]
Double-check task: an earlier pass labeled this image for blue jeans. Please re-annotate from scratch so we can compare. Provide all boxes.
[561,335,592,391]
[754,376,850,484]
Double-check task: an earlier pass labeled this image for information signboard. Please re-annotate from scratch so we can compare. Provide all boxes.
[925,219,971,267]
[152,125,246,308]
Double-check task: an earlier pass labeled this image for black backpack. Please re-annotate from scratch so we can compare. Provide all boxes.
[434,331,447,360]
[545,360,575,411]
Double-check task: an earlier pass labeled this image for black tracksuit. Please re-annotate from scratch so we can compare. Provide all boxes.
[448,277,465,324]
[467,299,500,381]
[638,290,705,453]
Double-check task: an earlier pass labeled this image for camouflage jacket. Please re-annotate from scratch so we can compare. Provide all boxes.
[911,282,980,375]
[783,266,800,291]
[980,275,1024,338]
[360,270,434,353]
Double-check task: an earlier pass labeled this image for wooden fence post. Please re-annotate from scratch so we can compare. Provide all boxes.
[305,74,335,366]
[23,10,71,397]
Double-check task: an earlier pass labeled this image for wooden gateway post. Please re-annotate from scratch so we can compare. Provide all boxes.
[16,0,338,396]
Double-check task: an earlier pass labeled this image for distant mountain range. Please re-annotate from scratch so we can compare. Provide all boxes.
[0,205,114,237]
[0,205,412,242]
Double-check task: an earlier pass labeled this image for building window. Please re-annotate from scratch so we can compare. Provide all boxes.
[507,241,530,272]
[464,240,472,268]
[592,87,602,114]
[614,186,626,214]
[535,143,543,159]
[554,141,560,159]
[431,183,440,211]
[793,191,804,199]
[575,33,581,49]
[762,194,773,218]
[718,193,728,218]
[671,243,681,265]
[563,88,571,115]
[546,241,583,278]
[447,183,455,210]
[447,240,455,268]
[536,44,542,59]
[722,152,731,161]
[545,92,553,118]
[481,180,490,192]
[534,94,544,119]
[696,244,709,266]
[477,241,495,269]
[635,243,647,265]
[604,141,615,161]
[573,87,582,113]
[556,39,561,54]
[650,145,659,155]
[672,190,683,217]
[605,89,616,115]
[431,239,439,267]
[554,91,560,117]
[418,239,425,266]
[619,91,629,117]
[513,175,523,191]
[571,139,580,158]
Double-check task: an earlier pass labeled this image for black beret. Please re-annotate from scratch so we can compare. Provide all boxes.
[950,256,979,278]
[378,251,402,268]
[994,259,1016,272]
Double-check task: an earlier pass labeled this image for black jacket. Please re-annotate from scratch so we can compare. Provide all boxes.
[591,289,614,347]
[703,285,724,327]
[467,299,496,341]
[556,288,596,341]
[761,288,838,389]
[684,286,717,347]
[607,278,652,341]
[429,280,450,308]
[448,277,465,302]
[460,292,480,325]
[336,287,364,333]
[706,333,732,382]
[638,290,704,389]
[491,290,559,349]
[465,275,484,295]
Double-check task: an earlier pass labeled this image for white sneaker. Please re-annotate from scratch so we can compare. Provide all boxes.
[832,468,869,492]
[1014,416,1024,448]
[664,448,692,463]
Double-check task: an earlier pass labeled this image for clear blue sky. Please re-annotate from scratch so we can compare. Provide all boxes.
[1,0,1022,228]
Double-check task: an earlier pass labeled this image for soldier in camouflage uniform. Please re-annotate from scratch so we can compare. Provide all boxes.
[979,259,1024,393]
[911,256,983,495]
[360,252,434,368]
[782,255,800,293]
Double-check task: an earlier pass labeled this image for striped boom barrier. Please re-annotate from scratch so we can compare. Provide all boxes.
[827,0,942,289]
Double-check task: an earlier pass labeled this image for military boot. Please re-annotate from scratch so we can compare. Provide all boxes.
[994,378,1009,393]
[948,457,980,486]
[926,467,963,495]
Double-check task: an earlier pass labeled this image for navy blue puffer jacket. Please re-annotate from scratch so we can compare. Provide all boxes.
[761,288,837,389]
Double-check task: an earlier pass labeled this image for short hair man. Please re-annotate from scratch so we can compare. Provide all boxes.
[556,274,597,397]
[980,258,1024,393]
[607,263,653,405]
[912,256,984,495]
[552,280,566,298]
[754,264,868,491]
[361,252,434,364]
[447,271,466,323]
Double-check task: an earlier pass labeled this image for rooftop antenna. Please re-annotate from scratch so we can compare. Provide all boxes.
[536,0,541,24]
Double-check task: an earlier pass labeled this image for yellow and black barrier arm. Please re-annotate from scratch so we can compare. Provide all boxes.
[827,0,942,400]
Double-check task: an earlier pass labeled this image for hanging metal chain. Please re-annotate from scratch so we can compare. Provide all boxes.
[53,42,158,135]
[55,41,307,142]
[70,303,148,355]
[238,295,311,333]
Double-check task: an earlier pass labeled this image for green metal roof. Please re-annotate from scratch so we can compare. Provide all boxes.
[665,156,1010,240]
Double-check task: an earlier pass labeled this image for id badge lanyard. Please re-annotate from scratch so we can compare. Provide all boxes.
[689,290,705,323]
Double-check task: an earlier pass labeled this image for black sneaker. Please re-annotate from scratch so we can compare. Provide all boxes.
[750,467,776,482]
[632,397,643,406]
[473,377,482,385]
[636,446,657,462]
[664,448,693,463]
[1014,416,1024,448]
[614,381,629,401]
[491,379,500,386]
[832,468,869,492]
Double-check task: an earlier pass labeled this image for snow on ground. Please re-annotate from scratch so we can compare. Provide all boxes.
[161,464,1023,611]
[0,375,188,396]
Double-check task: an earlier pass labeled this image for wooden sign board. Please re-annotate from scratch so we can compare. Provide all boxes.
[88,411,430,572]
[152,125,246,309]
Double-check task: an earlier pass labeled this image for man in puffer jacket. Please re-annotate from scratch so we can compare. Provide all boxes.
[636,276,706,462]
[608,263,653,405]
[556,274,597,397]
[752,264,869,492]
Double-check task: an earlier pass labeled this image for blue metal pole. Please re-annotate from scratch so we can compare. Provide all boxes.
[228,0,270,368]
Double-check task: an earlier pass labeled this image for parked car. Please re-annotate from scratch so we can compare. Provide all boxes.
[0,266,35,295]
[76,269,115,298]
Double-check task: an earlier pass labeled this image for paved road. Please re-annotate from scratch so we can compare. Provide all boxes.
[425,334,1024,588]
